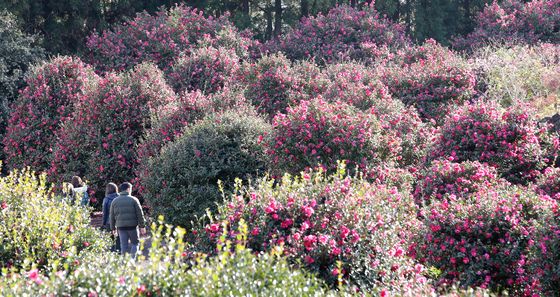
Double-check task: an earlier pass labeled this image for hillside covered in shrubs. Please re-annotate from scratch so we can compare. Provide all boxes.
[1,0,560,296]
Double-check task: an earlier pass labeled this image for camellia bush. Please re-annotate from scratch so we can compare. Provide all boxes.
[167,46,240,95]
[240,54,327,119]
[321,62,434,167]
[0,10,45,135]
[535,167,560,200]
[453,0,560,51]
[414,186,557,295]
[413,160,504,205]
[0,168,110,272]
[269,4,409,64]
[381,40,476,122]
[85,4,245,72]
[141,109,270,228]
[192,164,433,294]
[49,63,176,203]
[429,100,555,184]
[3,56,98,172]
[268,98,400,176]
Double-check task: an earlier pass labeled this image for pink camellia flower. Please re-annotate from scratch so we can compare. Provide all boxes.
[281,218,293,229]
[304,255,315,264]
[302,205,314,217]
[28,269,39,281]
[137,284,146,294]
[1,201,7,209]
[303,235,317,251]
[209,223,220,232]
[251,227,260,236]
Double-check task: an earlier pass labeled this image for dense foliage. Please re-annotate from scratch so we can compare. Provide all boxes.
[192,165,434,294]
[0,11,45,136]
[142,110,270,228]
[3,56,98,172]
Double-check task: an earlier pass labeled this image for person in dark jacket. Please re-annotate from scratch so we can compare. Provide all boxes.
[102,183,119,230]
[109,182,146,258]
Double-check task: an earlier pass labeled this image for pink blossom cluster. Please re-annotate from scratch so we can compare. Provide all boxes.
[85,4,246,72]
[453,0,560,50]
[268,98,400,175]
[429,100,553,184]
[192,167,430,293]
[535,167,560,200]
[381,40,477,122]
[167,46,240,94]
[267,4,409,64]
[240,54,327,119]
[414,160,505,205]
[415,186,558,294]
[3,56,99,172]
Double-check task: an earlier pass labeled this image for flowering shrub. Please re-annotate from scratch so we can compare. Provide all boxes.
[429,100,553,184]
[167,46,240,94]
[414,186,556,294]
[535,167,560,200]
[471,43,560,116]
[269,99,399,176]
[321,62,435,167]
[453,0,560,50]
[141,109,270,228]
[3,56,98,172]
[269,4,409,64]
[0,11,45,135]
[191,165,432,293]
[381,40,476,122]
[241,54,326,119]
[49,63,176,204]
[85,4,244,72]
[413,160,504,205]
[530,200,560,295]
[0,168,110,272]
[0,217,332,296]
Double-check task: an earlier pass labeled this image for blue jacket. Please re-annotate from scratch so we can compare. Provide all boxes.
[102,193,119,227]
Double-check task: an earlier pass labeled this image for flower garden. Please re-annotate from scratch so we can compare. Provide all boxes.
[1,0,559,296]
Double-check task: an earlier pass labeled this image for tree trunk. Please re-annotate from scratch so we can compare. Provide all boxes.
[242,0,250,15]
[265,5,273,40]
[274,0,282,38]
[301,0,309,18]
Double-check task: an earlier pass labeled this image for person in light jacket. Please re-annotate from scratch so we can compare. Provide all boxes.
[110,182,146,258]
[71,176,89,206]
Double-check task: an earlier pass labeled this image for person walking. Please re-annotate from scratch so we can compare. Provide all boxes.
[109,182,147,259]
[102,183,119,230]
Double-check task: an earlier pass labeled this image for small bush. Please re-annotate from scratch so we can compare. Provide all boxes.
[192,165,431,293]
[268,98,399,175]
[49,63,176,204]
[381,40,476,122]
[415,186,556,294]
[167,46,240,94]
[0,168,110,272]
[471,43,560,117]
[453,0,560,50]
[3,56,98,172]
[429,100,553,184]
[269,4,409,64]
[535,167,560,200]
[414,160,504,205]
[142,109,270,228]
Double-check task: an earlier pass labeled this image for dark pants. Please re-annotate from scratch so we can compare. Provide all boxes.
[117,227,139,258]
